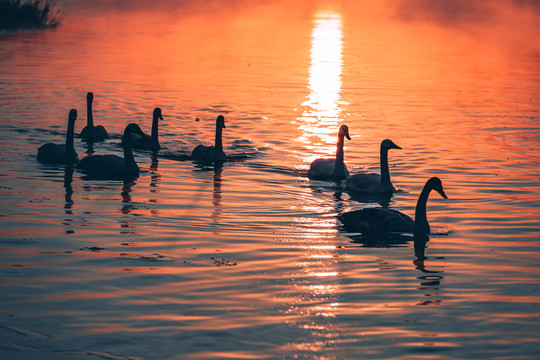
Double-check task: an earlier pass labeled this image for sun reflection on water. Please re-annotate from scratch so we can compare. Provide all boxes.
[284,186,345,352]
[297,10,346,156]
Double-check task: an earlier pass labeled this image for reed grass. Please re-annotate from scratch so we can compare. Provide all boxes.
[0,0,61,30]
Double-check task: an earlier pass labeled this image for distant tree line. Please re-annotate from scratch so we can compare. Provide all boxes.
[0,0,61,30]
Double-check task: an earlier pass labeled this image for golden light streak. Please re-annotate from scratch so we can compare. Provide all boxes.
[297,11,346,153]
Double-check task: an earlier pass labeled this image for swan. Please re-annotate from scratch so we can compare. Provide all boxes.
[78,123,146,175]
[308,124,351,180]
[191,115,227,164]
[338,177,448,235]
[37,109,78,164]
[346,139,402,194]
[79,92,109,142]
[123,107,163,151]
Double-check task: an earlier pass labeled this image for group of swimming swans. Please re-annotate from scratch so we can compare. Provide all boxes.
[308,124,448,237]
[38,93,448,238]
[37,92,227,176]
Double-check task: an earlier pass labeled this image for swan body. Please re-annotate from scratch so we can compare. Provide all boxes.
[78,123,145,175]
[338,177,448,235]
[37,109,78,164]
[79,92,109,142]
[124,107,163,151]
[191,115,226,163]
[308,125,351,180]
[346,139,401,194]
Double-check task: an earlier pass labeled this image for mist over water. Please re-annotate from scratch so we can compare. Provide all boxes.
[1,1,539,359]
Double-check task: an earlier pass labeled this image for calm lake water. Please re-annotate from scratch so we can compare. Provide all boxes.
[1,1,539,359]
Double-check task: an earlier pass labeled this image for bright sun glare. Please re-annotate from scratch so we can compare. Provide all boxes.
[293,8,347,309]
[298,11,345,151]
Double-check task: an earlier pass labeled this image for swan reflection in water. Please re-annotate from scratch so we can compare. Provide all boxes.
[339,228,446,306]
[121,178,137,215]
[83,141,95,156]
[413,232,445,306]
[211,163,224,228]
[64,166,74,212]
[150,152,159,172]
[149,152,160,215]
[63,165,75,234]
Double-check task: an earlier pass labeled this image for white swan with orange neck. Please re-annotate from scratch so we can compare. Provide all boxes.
[308,124,351,180]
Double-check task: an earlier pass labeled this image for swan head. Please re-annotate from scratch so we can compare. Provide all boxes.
[123,123,145,138]
[153,107,163,120]
[427,177,448,199]
[69,109,78,121]
[339,125,351,140]
[381,139,401,150]
[87,92,94,103]
[217,115,226,129]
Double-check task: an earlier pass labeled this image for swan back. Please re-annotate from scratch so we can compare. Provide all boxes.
[308,159,349,179]
[345,173,381,192]
[338,208,414,234]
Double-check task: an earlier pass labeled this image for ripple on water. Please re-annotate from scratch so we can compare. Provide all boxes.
[1,2,540,359]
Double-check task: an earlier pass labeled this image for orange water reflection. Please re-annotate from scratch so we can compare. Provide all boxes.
[297,9,347,162]
[0,1,539,359]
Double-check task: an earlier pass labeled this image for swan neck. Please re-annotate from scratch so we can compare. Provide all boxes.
[335,135,345,164]
[215,123,223,155]
[380,147,391,185]
[151,114,160,147]
[414,183,432,233]
[332,135,347,179]
[87,100,94,127]
[123,136,137,170]
[65,117,76,163]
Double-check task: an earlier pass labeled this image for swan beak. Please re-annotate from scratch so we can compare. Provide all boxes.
[438,188,448,199]
[338,125,350,140]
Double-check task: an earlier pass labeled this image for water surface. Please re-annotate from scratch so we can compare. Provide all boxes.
[1,1,539,359]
